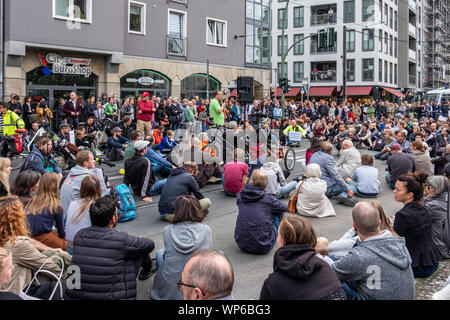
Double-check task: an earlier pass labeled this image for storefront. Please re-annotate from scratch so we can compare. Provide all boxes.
[180,74,220,100]
[120,69,171,99]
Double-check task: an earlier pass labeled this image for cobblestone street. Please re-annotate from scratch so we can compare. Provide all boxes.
[415,260,450,300]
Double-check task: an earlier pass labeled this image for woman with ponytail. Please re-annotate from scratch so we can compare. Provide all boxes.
[393,171,440,278]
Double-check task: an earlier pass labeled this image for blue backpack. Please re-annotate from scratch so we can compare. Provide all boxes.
[112,183,136,222]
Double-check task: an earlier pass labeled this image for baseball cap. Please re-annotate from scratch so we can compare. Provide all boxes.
[390,143,401,151]
[112,127,122,133]
[134,140,150,151]
[142,92,150,97]
[59,123,71,129]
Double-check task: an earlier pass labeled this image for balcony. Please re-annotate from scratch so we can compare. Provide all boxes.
[310,70,336,82]
[311,45,337,54]
[408,23,416,37]
[409,75,417,86]
[409,49,417,60]
[167,35,187,56]
[310,13,337,26]
[409,0,416,12]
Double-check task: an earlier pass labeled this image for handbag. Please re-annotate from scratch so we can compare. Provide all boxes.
[288,181,304,213]
[19,255,64,300]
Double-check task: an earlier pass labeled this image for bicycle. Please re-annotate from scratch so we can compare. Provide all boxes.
[282,132,303,172]
[0,129,30,171]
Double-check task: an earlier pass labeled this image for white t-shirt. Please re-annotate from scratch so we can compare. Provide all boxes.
[65,199,92,243]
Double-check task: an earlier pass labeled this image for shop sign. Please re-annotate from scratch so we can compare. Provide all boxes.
[42,53,92,78]
[126,77,166,86]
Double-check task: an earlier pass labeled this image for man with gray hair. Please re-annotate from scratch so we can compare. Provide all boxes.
[179,249,234,300]
[336,139,361,180]
[332,201,415,300]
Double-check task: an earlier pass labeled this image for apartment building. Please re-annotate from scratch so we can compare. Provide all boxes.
[271,0,424,101]
[1,0,271,105]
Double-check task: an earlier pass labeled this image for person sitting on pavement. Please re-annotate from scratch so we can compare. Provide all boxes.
[345,154,380,198]
[65,195,156,300]
[336,139,361,180]
[57,122,71,141]
[410,140,433,177]
[423,175,450,260]
[393,172,440,278]
[223,148,248,197]
[152,126,165,149]
[123,130,142,163]
[118,116,133,140]
[234,169,288,255]
[260,155,297,199]
[124,140,167,203]
[431,144,450,175]
[295,163,336,218]
[332,201,415,300]
[386,143,415,190]
[283,119,306,146]
[259,214,346,300]
[0,247,22,300]
[22,136,62,177]
[309,142,355,207]
[375,130,410,160]
[180,249,234,300]
[159,129,177,154]
[151,195,212,300]
[107,127,129,161]
[158,162,211,222]
[145,136,175,177]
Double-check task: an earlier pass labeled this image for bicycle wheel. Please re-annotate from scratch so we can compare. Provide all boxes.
[284,148,296,171]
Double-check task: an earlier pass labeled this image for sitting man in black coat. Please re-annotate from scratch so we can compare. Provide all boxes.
[65,195,155,300]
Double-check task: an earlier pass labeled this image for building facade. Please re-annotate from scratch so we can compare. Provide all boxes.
[2,0,271,106]
[271,0,424,101]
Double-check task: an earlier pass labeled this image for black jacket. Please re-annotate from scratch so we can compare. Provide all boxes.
[124,154,155,199]
[260,244,346,300]
[387,152,415,186]
[65,227,154,300]
[393,202,440,268]
[158,167,204,214]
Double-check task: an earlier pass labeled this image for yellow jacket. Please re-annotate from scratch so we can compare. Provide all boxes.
[2,110,25,136]
[36,107,53,125]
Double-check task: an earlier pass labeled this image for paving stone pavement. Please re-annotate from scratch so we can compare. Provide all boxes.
[415,260,450,300]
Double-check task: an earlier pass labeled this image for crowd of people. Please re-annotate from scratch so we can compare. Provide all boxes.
[0,89,449,300]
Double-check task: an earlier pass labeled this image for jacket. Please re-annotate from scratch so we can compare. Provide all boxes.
[145,148,173,170]
[104,103,118,117]
[310,151,348,192]
[260,244,346,300]
[124,154,155,199]
[296,178,335,218]
[1,110,25,136]
[63,100,81,119]
[137,100,156,122]
[184,107,195,122]
[22,144,62,175]
[235,186,288,255]
[393,202,440,268]
[424,193,450,260]
[411,150,433,176]
[150,222,212,300]
[332,231,415,300]
[107,135,129,153]
[283,125,306,137]
[387,152,415,186]
[159,136,177,153]
[158,167,204,214]
[65,227,154,300]
[60,165,92,212]
[260,162,287,196]
[431,153,450,175]
[336,147,361,179]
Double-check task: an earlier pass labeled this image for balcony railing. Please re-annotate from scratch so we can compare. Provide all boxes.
[310,45,337,54]
[310,13,337,26]
[409,49,417,60]
[409,75,417,86]
[167,35,187,56]
[409,23,416,37]
[310,70,337,82]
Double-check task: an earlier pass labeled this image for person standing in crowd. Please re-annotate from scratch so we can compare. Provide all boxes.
[94,100,106,120]
[393,172,440,278]
[8,95,23,117]
[0,158,11,197]
[0,102,25,140]
[63,92,81,129]
[10,170,40,208]
[85,95,97,119]
[209,90,225,128]
[121,98,134,120]
[65,195,155,300]
[151,195,212,300]
[22,96,35,130]
[180,249,234,300]
[104,97,118,121]
[36,101,53,126]
[137,92,155,139]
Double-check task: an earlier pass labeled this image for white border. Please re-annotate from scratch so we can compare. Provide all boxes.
[128,0,146,35]
[52,0,92,24]
[206,17,227,48]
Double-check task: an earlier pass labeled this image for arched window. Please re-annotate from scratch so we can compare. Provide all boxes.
[181,74,220,100]
[120,70,171,99]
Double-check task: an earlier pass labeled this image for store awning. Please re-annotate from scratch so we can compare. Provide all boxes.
[383,87,406,98]
[271,88,283,97]
[230,89,237,97]
[308,87,335,97]
[285,88,302,97]
[343,86,373,96]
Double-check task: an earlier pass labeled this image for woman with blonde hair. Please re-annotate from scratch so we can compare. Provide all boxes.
[65,175,102,254]
[0,158,12,197]
[25,172,66,250]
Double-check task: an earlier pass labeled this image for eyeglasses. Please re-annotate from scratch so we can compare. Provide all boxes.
[177,280,206,296]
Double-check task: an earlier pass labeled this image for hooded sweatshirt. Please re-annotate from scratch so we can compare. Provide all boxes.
[332,231,415,300]
[260,162,287,196]
[260,244,346,300]
[150,221,212,300]
[60,165,92,213]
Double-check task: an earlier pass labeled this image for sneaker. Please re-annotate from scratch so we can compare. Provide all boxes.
[138,258,157,281]
[160,214,175,222]
[336,196,357,207]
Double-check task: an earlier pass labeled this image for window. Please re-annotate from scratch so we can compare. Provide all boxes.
[278,35,288,56]
[294,62,304,82]
[362,0,375,22]
[389,35,393,56]
[293,34,304,55]
[394,64,397,84]
[294,7,304,28]
[394,11,397,31]
[53,0,92,23]
[246,1,271,68]
[278,62,287,79]
[384,32,388,54]
[384,3,388,26]
[168,10,187,56]
[207,18,227,47]
[347,59,355,82]
[418,50,421,66]
[384,60,388,83]
[344,1,355,23]
[389,7,393,29]
[346,29,355,52]
[362,58,374,81]
[394,37,397,57]
[129,1,146,35]
[363,29,374,51]
[379,59,383,82]
[379,0,383,23]
[389,62,393,84]
[278,9,287,29]
[181,74,220,100]
[379,29,383,52]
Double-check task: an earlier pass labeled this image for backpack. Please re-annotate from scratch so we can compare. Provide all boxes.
[111,183,136,222]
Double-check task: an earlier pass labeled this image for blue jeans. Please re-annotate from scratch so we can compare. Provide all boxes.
[342,282,359,300]
[271,214,282,236]
[152,163,171,176]
[326,184,347,198]
[147,179,167,196]
[278,181,298,199]
[156,248,165,270]
[385,172,395,190]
